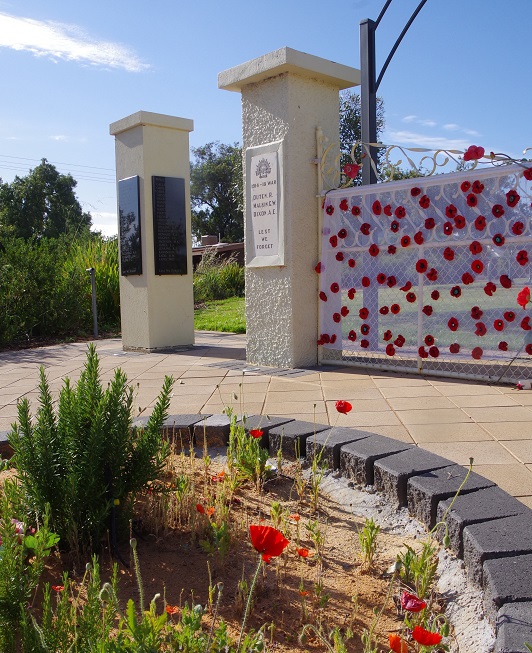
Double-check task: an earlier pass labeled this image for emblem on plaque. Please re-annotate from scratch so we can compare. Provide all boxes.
[255,158,272,179]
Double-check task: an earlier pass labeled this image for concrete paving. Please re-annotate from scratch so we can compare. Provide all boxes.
[2,331,532,506]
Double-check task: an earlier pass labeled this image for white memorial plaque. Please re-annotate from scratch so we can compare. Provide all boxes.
[245,141,284,267]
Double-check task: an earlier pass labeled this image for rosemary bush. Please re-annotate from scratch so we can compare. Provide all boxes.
[9,344,173,555]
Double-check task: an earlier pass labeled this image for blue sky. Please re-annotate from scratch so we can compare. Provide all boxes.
[0,0,530,236]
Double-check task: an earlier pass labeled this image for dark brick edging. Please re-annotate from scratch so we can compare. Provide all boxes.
[3,416,532,651]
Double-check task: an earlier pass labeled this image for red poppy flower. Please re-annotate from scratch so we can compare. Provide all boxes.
[325,205,334,215]
[411,187,421,197]
[336,252,344,262]
[443,221,453,235]
[362,276,371,287]
[380,306,389,315]
[388,634,408,653]
[466,193,478,207]
[360,339,369,348]
[426,268,438,282]
[395,206,406,219]
[518,287,531,309]
[390,304,401,315]
[348,330,357,342]
[383,330,393,341]
[424,217,435,229]
[196,504,206,514]
[360,223,371,235]
[460,181,471,192]
[451,286,462,298]
[348,288,356,300]
[475,322,487,336]
[329,235,338,247]
[319,291,327,302]
[422,305,433,316]
[388,245,397,255]
[419,194,430,209]
[401,235,411,248]
[492,234,505,246]
[361,323,370,335]
[52,585,64,592]
[527,344,532,355]
[506,189,520,207]
[341,306,349,317]
[500,275,512,289]
[431,290,440,300]
[472,180,485,194]
[384,204,393,216]
[320,334,330,344]
[390,220,400,233]
[333,313,341,323]
[471,259,484,273]
[512,222,524,236]
[386,344,396,356]
[372,200,382,215]
[339,199,349,212]
[348,258,356,268]
[401,590,427,613]
[369,244,380,257]
[249,525,290,563]
[492,204,505,218]
[416,259,428,273]
[445,204,458,219]
[462,272,474,285]
[475,215,486,231]
[470,241,483,255]
[249,430,264,440]
[471,306,483,319]
[377,273,387,284]
[414,231,424,245]
[424,334,435,346]
[166,605,179,615]
[471,347,483,360]
[443,247,455,261]
[448,317,459,331]
[429,346,440,358]
[359,307,369,319]
[330,282,339,293]
[450,343,460,354]
[499,341,508,351]
[387,275,397,288]
[522,316,532,331]
[517,250,529,266]
[412,626,442,647]
[484,282,497,296]
[400,281,412,292]
[344,163,360,179]
[463,145,485,162]
[504,311,516,322]
[524,168,532,181]
[297,547,310,558]
[394,335,405,347]
[338,228,348,239]
[406,292,417,303]
[454,215,466,229]
[351,205,361,216]
[335,400,352,414]
[418,346,428,358]
[314,262,322,274]
[494,319,505,332]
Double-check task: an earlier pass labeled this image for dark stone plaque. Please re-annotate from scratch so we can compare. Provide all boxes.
[152,176,187,275]
[118,176,142,276]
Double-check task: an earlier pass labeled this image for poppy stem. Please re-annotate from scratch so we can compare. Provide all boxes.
[236,557,263,653]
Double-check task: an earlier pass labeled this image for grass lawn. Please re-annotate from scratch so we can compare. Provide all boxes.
[194,296,246,333]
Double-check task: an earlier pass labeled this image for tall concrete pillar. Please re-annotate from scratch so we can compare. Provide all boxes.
[110,111,194,351]
[219,47,359,368]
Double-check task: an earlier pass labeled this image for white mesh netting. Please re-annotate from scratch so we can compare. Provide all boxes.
[318,164,532,383]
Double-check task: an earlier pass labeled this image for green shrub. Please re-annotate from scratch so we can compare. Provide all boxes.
[193,249,244,303]
[9,344,173,556]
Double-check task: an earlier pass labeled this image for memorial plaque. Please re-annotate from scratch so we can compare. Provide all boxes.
[118,175,142,276]
[152,176,187,275]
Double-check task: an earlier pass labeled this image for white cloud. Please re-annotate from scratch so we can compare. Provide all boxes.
[386,130,470,152]
[50,134,67,141]
[402,115,417,123]
[443,123,460,131]
[91,211,118,237]
[0,12,150,72]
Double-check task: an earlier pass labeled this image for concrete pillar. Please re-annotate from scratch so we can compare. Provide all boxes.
[110,111,194,351]
[219,47,359,368]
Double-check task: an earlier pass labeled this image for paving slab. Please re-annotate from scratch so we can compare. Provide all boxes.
[268,420,329,459]
[483,554,532,627]
[164,414,211,447]
[305,427,372,470]
[407,465,495,529]
[495,601,532,653]
[0,430,12,457]
[340,435,414,486]
[237,415,295,449]
[193,414,231,448]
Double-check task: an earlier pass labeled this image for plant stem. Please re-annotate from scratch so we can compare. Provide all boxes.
[237,558,262,653]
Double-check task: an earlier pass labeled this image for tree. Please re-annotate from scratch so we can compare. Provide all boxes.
[340,90,386,172]
[190,142,243,243]
[0,159,92,240]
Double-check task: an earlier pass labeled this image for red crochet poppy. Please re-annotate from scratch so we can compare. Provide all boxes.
[416,259,428,273]
[448,317,459,331]
[320,334,330,344]
[401,235,411,248]
[424,217,435,229]
[330,282,340,293]
[461,181,471,192]
[450,286,462,298]
[377,273,387,284]
[380,306,389,315]
[386,343,396,356]
[390,220,400,233]
[394,334,405,347]
[474,215,486,231]
[360,223,371,235]
[462,272,474,285]
[446,204,458,219]
[336,252,344,262]
[388,245,397,255]
[400,281,412,292]
[500,275,512,289]
[472,180,485,194]
[493,319,504,332]
[319,291,327,302]
[521,316,531,331]
[339,199,349,212]
[429,346,440,358]
[341,306,349,317]
[419,195,430,209]
[426,268,438,282]
[517,250,529,266]
[361,323,370,335]
[414,231,424,245]
[443,247,455,261]
[348,258,356,268]
[314,262,322,274]
[406,292,417,303]
[471,347,483,360]
[360,339,369,348]
[338,228,348,239]
[463,145,485,162]
[504,311,516,322]
[422,305,433,316]
[329,235,338,248]
[395,206,406,219]
[506,189,520,207]
[390,304,401,314]
[484,282,497,296]
[383,330,393,341]
[362,276,371,287]
[475,322,487,336]
[450,343,460,354]
[471,260,484,274]
[348,330,357,342]
[384,204,393,216]
[359,307,369,319]
[330,334,337,343]
[344,163,360,179]
[471,306,483,319]
[512,222,524,236]
[326,205,334,215]
[418,346,428,358]
[499,341,508,351]
[466,193,478,207]
[347,288,356,300]
[387,276,397,287]
[470,241,482,255]
[372,200,382,215]
[454,215,466,229]
[431,290,440,300]
[333,313,341,323]
[443,221,453,235]
[492,204,505,218]
[527,344,532,355]
[369,244,380,257]
[351,205,361,216]
[492,234,505,246]
[524,168,532,181]
[424,334,435,346]
[411,187,421,197]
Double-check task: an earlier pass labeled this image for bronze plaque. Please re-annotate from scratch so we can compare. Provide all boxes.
[118,175,142,276]
[152,176,187,275]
